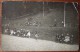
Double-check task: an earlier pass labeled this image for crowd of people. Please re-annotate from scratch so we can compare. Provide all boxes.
[56,33,74,44]
[2,26,39,39]
[2,26,75,44]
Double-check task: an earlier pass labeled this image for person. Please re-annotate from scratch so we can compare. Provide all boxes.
[13,28,17,36]
[61,21,64,27]
[20,29,25,37]
[13,30,16,36]
[54,19,57,27]
[64,33,70,43]
[35,32,39,40]
[60,34,64,43]
[70,34,74,44]
[22,31,26,37]
[56,34,59,42]
[10,29,14,35]
[16,30,21,36]
[4,29,9,34]
[56,33,64,43]
[26,30,31,38]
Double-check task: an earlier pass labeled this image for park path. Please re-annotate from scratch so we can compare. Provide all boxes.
[1,35,79,51]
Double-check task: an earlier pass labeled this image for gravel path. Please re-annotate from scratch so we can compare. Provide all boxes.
[1,35,79,51]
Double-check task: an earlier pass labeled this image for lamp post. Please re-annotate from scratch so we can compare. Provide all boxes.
[64,2,66,27]
[43,2,44,17]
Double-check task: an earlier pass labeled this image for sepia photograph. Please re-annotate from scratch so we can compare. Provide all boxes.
[1,1,79,51]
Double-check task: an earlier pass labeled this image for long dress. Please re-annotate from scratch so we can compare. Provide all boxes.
[35,34,39,40]
[10,30,14,35]
[27,31,31,38]
[64,36,70,42]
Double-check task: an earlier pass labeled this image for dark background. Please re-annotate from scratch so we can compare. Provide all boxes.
[2,2,79,44]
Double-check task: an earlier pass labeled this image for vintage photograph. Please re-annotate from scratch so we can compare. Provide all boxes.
[1,1,79,51]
